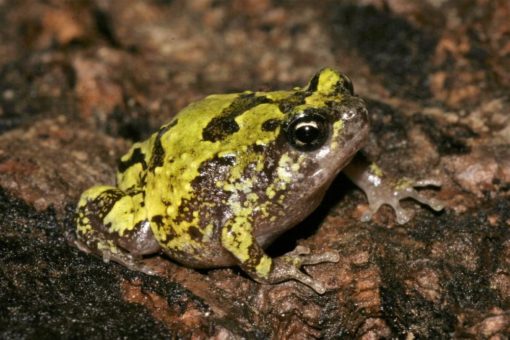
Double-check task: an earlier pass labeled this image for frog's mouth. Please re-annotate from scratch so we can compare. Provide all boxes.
[255,108,369,247]
[310,98,369,186]
[333,121,369,174]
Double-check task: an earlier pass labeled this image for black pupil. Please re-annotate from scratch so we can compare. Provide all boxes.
[295,123,319,144]
[286,112,329,151]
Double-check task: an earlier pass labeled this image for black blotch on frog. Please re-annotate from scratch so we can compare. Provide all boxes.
[333,75,354,96]
[151,214,177,240]
[261,118,281,132]
[245,243,267,267]
[151,215,164,227]
[202,93,273,142]
[306,72,321,92]
[148,124,173,170]
[77,189,124,231]
[278,92,307,114]
[118,147,148,173]
[187,226,203,242]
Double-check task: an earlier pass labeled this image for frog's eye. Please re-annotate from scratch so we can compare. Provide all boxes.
[286,112,330,151]
[341,74,354,95]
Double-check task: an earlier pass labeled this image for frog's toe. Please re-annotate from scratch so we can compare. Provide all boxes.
[361,176,444,224]
[308,279,327,295]
[270,257,330,294]
[364,180,439,224]
[261,248,340,294]
[298,250,340,265]
[283,247,340,266]
[414,178,442,187]
[390,204,415,225]
[283,267,326,294]
[398,186,444,212]
[393,179,444,220]
[103,251,156,275]
[361,201,381,223]
[286,245,311,256]
[69,234,93,254]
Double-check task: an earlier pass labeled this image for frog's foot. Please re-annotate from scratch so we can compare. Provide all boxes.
[268,246,340,294]
[222,224,338,294]
[344,159,444,225]
[72,231,156,275]
[360,177,444,225]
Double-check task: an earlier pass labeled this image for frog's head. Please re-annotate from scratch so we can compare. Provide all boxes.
[250,68,369,243]
[282,68,369,188]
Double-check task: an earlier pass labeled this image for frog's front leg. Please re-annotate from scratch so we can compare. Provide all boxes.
[344,156,444,224]
[220,224,339,294]
[73,185,160,274]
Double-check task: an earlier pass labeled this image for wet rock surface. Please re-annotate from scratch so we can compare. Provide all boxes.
[1,0,509,338]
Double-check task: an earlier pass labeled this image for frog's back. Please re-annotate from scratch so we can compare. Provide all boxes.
[115,93,240,192]
[114,91,287,265]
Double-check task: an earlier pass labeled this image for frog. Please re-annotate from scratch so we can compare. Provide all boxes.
[73,68,443,294]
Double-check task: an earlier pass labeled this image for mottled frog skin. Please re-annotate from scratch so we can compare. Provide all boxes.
[74,68,442,294]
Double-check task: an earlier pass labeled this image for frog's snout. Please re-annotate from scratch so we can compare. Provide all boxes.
[338,96,369,146]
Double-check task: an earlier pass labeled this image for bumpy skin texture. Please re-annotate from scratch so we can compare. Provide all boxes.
[74,68,441,294]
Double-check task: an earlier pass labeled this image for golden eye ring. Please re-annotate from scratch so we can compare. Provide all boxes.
[285,111,330,151]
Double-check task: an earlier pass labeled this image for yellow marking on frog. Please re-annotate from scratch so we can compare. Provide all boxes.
[104,195,135,236]
[220,173,277,262]
[316,68,342,94]
[256,256,272,278]
[304,93,328,107]
[280,153,304,182]
[331,119,344,150]
[264,90,295,101]
[396,177,413,191]
[117,140,153,192]
[166,205,176,216]
[259,203,270,217]
[221,214,254,263]
[77,222,92,235]
[266,186,276,199]
[277,195,287,205]
[255,160,264,172]
[78,185,114,205]
[219,178,256,194]
[202,223,214,242]
[243,195,257,208]
[370,163,384,178]
[96,240,119,254]
[284,255,302,267]
[139,94,287,249]
[276,153,294,183]
[247,192,258,202]
[262,153,303,205]
[167,233,199,252]
[304,68,345,108]
[76,185,114,235]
